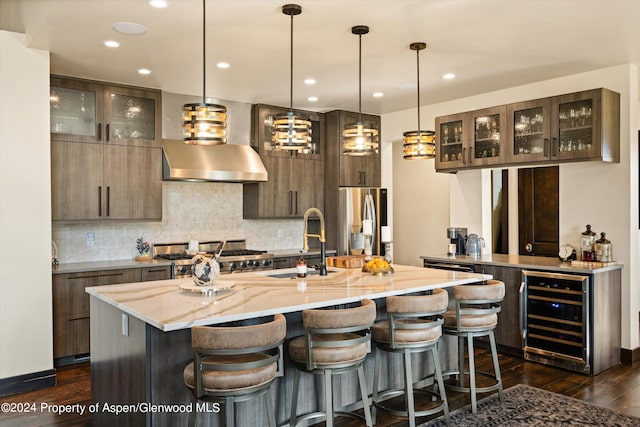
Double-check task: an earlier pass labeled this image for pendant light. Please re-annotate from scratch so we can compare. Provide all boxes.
[182,0,227,145]
[402,42,435,159]
[272,4,312,151]
[342,25,379,156]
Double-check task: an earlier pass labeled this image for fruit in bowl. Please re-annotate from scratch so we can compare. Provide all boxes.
[362,258,393,274]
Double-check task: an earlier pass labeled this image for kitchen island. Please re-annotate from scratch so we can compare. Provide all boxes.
[87,265,489,426]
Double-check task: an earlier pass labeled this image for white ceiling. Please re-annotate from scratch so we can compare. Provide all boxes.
[2,0,640,115]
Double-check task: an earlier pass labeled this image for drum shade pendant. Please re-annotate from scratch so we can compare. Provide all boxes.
[272,4,312,151]
[343,25,379,156]
[182,0,227,145]
[403,42,435,159]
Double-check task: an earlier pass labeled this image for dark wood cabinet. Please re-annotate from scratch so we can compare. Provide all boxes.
[52,266,171,364]
[50,76,161,148]
[243,104,325,219]
[325,110,381,187]
[475,264,523,353]
[50,76,163,221]
[436,88,620,172]
[436,107,508,171]
[507,89,620,164]
[324,110,382,251]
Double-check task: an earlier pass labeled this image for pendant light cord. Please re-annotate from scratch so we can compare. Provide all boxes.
[202,0,206,104]
[358,32,362,123]
[289,12,294,113]
[416,47,420,136]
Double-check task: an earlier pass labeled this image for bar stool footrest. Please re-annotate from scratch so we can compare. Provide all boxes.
[374,388,447,419]
[443,369,502,394]
[291,410,368,427]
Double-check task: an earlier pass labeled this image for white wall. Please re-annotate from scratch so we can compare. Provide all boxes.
[385,64,639,350]
[0,31,53,378]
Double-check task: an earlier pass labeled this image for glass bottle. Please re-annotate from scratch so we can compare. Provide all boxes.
[580,225,596,261]
[296,254,307,278]
[594,232,612,262]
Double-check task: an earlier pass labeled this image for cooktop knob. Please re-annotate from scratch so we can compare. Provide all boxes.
[229,262,237,271]
[240,261,247,268]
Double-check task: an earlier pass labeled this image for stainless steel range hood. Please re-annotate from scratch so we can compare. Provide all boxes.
[162,139,267,182]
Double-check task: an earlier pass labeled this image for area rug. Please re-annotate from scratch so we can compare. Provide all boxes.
[420,384,640,426]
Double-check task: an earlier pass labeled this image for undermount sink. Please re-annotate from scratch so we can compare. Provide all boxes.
[266,269,336,279]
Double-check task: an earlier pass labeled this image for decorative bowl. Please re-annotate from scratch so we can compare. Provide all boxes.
[362,259,393,275]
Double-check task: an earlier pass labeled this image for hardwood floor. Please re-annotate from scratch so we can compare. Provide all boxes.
[1,350,638,426]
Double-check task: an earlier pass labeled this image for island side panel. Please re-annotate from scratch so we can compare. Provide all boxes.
[90,296,147,427]
[592,268,621,375]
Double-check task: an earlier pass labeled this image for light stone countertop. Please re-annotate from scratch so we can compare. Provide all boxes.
[421,253,623,274]
[86,264,490,332]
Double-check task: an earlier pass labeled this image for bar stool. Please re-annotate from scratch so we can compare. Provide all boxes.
[371,288,450,427]
[183,314,286,427]
[443,280,505,413]
[288,299,376,427]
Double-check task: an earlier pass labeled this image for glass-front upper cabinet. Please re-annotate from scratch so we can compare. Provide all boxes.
[550,89,618,162]
[507,98,552,163]
[435,112,467,171]
[104,86,160,147]
[50,77,104,144]
[51,77,161,148]
[469,105,507,167]
[251,104,323,160]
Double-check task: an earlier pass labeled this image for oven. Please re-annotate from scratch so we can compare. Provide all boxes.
[521,270,590,373]
[153,239,273,279]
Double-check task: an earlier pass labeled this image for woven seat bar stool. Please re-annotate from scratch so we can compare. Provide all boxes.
[371,288,451,427]
[443,280,505,414]
[183,314,286,427]
[288,299,376,427]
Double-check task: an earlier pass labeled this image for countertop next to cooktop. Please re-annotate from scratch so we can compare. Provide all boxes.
[52,259,173,275]
[421,253,623,274]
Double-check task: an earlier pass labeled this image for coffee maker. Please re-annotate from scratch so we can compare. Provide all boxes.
[447,227,467,255]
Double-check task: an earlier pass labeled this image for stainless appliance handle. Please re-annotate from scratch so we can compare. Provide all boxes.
[519,281,526,342]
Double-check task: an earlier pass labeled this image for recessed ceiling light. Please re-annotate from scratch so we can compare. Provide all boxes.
[216,62,230,69]
[443,73,456,80]
[148,0,169,8]
[304,78,316,85]
[104,40,120,48]
[308,96,318,102]
[373,92,384,98]
[112,22,147,35]
[138,68,152,75]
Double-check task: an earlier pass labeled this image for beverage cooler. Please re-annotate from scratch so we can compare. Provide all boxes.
[521,270,591,374]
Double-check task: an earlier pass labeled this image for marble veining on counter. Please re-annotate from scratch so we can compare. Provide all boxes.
[421,253,623,273]
[86,264,489,332]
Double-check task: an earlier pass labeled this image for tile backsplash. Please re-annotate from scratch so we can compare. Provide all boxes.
[52,181,305,263]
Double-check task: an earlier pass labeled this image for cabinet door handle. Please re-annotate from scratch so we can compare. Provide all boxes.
[462,147,467,165]
[97,123,102,141]
[289,191,293,215]
[362,171,366,185]
[552,137,558,157]
[106,124,110,143]
[106,186,110,217]
[543,138,549,157]
[468,147,473,164]
[294,191,298,215]
[98,186,102,217]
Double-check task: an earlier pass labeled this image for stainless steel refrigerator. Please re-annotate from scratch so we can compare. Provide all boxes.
[337,187,388,256]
